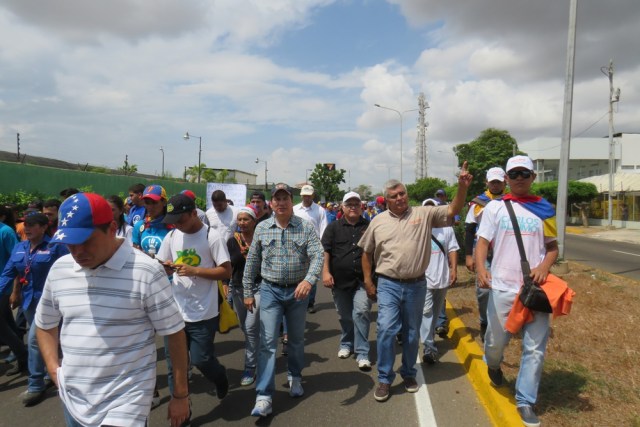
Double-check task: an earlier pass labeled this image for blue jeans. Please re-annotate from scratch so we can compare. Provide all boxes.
[376,277,427,384]
[476,260,491,328]
[331,285,372,361]
[63,404,147,427]
[255,283,308,399]
[436,301,448,328]
[164,316,226,396]
[231,286,260,369]
[420,288,448,354]
[24,304,48,393]
[484,289,551,407]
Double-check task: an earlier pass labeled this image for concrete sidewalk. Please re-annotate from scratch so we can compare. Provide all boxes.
[566,224,640,244]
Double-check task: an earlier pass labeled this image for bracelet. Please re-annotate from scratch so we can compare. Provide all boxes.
[172,393,189,399]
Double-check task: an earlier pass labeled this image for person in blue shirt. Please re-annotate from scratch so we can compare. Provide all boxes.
[127,183,147,227]
[132,185,173,257]
[0,212,69,406]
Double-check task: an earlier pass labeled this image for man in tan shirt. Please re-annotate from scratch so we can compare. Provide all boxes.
[359,162,472,402]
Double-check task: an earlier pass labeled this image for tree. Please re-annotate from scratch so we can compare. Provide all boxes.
[309,163,346,201]
[453,128,519,197]
[353,184,373,201]
[531,181,599,227]
[185,164,206,183]
[406,177,449,204]
[117,155,138,176]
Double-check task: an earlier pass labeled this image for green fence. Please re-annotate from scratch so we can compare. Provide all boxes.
[0,161,206,199]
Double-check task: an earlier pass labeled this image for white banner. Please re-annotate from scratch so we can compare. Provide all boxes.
[206,183,247,209]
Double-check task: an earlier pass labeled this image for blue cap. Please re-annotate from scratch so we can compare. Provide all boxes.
[52,193,113,244]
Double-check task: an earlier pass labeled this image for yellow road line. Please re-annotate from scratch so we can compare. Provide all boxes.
[445,301,522,427]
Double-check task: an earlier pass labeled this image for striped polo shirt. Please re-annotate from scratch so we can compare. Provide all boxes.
[35,239,185,427]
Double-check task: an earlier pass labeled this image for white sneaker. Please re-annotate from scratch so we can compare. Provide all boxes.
[338,348,352,359]
[289,379,304,397]
[251,399,273,417]
[358,358,372,371]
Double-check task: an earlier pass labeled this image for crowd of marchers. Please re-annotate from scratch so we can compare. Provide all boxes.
[0,155,558,427]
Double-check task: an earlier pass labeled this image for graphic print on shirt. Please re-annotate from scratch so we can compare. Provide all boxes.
[498,215,541,235]
[141,236,163,254]
[175,248,202,267]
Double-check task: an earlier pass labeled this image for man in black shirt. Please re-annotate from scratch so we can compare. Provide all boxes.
[321,191,374,371]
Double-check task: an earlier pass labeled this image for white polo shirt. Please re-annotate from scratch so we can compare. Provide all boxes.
[293,202,328,238]
[35,239,184,427]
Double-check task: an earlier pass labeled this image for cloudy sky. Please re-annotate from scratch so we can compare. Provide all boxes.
[1,0,638,192]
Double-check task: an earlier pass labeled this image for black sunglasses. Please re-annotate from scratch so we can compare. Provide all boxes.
[507,170,533,179]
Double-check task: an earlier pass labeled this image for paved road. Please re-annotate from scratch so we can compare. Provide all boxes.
[565,233,640,280]
[0,286,491,427]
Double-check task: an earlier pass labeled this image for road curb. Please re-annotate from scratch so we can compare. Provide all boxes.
[445,301,522,427]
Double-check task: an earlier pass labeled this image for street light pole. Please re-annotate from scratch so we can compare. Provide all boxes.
[159,146,165,177]
[374,104,418,182]
[256,158,268,190]
[183,132,203,183]
[601,60,621,228]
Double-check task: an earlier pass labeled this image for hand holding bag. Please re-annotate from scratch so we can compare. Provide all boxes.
[504,200,553,313]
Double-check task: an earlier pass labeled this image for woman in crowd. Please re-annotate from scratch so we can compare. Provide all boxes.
[227,206,261,386]
[107,195,133,244]
[0,212,69,406]
[132,185,172,257]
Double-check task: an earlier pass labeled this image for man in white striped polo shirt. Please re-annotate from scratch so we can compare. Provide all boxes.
[36,193,190,427]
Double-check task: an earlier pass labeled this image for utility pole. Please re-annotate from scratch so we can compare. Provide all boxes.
[16,133,21,161]
[602,59,621,228]
[556,0,578,259]
[415,93,429,179]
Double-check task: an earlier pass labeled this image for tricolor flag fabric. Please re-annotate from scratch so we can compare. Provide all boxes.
[52,193,113,244]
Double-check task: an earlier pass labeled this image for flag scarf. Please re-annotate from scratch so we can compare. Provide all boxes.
[502,194,557,238]
[472,190,503,217]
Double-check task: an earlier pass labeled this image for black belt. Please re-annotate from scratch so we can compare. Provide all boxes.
[377,274,425,284]
[263,278,300,288]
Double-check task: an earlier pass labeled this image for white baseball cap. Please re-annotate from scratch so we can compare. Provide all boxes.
[422,198,438,206]
[342,191,361,203]
[506,155,534,172]
[486,167,506,182]
[300,185,314,196]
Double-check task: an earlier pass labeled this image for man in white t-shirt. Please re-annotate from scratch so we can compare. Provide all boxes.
[293,184,327,313]
[158,193,232,416]
[475,155,558,427]
[36,193,189,427]
[419,199,459,365]
[205,190,238,242]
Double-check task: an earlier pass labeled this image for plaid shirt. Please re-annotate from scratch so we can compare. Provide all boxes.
[243,215,323,298]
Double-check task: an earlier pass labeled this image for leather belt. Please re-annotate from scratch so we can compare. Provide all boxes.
[377,274,425,284]
[263,278,300,288]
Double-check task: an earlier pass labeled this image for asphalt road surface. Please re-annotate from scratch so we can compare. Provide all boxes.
[0,286,491,427]
[565,234,640,280]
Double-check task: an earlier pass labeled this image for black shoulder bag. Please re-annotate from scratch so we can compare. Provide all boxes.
[504,200,552,313]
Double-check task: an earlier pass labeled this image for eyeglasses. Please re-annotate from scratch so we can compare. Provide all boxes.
[507,170,533,180]
[344,204,360,209]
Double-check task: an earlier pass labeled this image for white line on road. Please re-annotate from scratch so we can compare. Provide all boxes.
[415,356,438,426]
[613,250,640,257]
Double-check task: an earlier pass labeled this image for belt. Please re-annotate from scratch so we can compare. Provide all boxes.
[376,274,425,284]
[263,278,300,288]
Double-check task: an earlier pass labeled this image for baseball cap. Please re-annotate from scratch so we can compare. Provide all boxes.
[180,189,196,200]
[24,212,49,226]
[52,193,114,244]
[342,191,361,203]
[163,194,196,224]
[376,196,385,204]
[271,183,292,197]
[486,167,506,182]
[435,189,446,196]
[250,190,266,202]
[300,185,314,196]
[422,198,438,206]
[506,155,534,172]
[142,185,167,201]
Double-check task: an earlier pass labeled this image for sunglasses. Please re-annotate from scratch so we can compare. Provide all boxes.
[507,170,533,179]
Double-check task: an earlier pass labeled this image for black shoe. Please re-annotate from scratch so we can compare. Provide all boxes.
[21,390,46,407]
[480,324,487,344]
[517,405,541,427]
[488,367,504,387]
[281,338,288,356]
[5,357,27,376]
[215,371,229,399]
[422,351,437,365]
[435,326,448,339]
[395,333,403,345]
[307,304,316,314]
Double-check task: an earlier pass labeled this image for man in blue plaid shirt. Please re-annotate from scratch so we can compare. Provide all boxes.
[243,183,323,418]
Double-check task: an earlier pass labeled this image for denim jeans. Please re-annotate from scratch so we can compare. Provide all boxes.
[331,285,372,361]
[0,294,27,362]
[476,260,491,329]
[484,289,551,407]
[420,288,448,354]
[231,286,260,369]
[164,316,226,396]
[23,304,48,393]
[376,276,427,384]
[63,404,147,427]
[255,283,308,399]
[436,301,448,328]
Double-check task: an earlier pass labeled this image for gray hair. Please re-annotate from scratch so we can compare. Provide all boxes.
[383,179,406,198]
